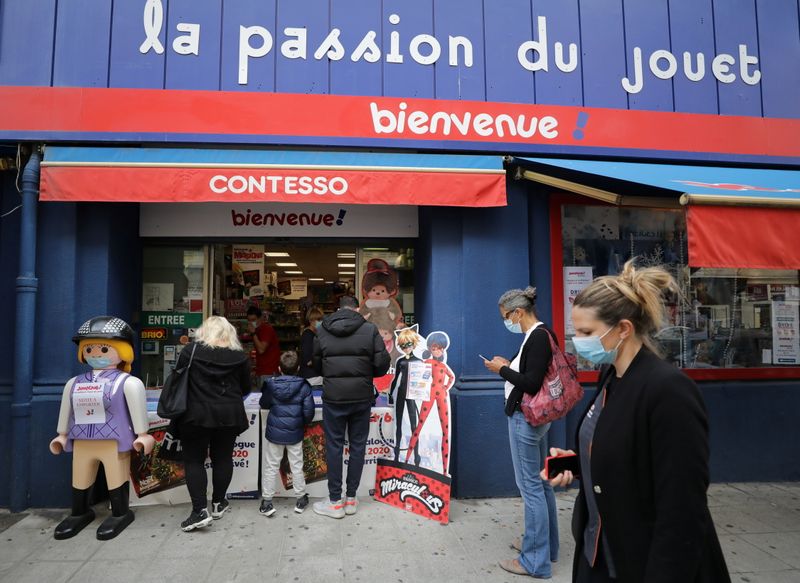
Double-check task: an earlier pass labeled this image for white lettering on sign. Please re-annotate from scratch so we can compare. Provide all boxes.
[146,314,186,325]
[209,175,348,196]
[370,101,559,140]
[138,4,763,93]
[622,44,761,93]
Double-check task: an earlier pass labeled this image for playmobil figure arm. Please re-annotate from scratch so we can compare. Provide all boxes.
[123,376,155,455]
[50,377,77,454]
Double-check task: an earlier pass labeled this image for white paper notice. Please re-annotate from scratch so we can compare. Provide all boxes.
[563,267,593,336]
[72,382,106,424]
[772,301,800,365]
[407,361,433,401]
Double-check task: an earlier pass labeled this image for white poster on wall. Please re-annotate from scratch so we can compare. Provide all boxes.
[140,203,418,238]
[771,301,800,365]
[142,283,174,311]
[564,267,593,335]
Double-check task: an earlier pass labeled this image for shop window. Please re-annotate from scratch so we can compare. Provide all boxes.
[140,245,206,388]
[560,204,800,370]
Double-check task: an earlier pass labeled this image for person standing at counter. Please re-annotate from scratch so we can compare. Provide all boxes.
[311,296,390,519]
[247,305,280,381]
[546,260,730,583]
[484,286,559,578]
[299,307,324,381]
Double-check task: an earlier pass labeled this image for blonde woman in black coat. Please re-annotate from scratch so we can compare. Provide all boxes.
[546,260,730,583]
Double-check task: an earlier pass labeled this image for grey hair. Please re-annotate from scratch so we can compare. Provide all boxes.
[498,286,538,315]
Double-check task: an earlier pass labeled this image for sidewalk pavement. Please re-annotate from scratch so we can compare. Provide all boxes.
[1,482,798,583]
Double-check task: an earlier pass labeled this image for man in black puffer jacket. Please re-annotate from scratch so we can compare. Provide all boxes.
[311,295,390,518]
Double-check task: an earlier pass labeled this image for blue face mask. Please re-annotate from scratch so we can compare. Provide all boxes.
[315,321,322,330]
[503,312,523,334]
[86,356,115,369]
[572,326,622,364]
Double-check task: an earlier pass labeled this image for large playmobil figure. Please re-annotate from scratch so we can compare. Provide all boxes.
[49,316,155,540]
[404,332,455,474]
[359,258,404,362]
[388,326,424,465]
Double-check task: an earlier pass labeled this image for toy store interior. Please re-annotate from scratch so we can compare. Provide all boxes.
[139,242,415,389]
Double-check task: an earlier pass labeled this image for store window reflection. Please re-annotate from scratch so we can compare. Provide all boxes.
[561,204,800,370]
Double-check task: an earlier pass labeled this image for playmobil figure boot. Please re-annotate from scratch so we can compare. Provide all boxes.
[96,483,135,540]
[54,487,96,540]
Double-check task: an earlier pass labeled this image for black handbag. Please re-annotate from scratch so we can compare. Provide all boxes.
[157,343,196,419]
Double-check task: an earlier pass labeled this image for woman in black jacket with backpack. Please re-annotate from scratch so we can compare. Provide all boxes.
[485,286,559,578]
[176,316,251,532]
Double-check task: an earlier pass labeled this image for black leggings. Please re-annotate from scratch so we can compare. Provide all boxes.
[180,424,238,512]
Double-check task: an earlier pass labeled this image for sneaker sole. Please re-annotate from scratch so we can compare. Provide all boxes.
[294,506,307,514]
[211,507,230,520]
[344,507,357,515]
[259,508,277,517]
[181,516,213,532]
[312,507,345,519]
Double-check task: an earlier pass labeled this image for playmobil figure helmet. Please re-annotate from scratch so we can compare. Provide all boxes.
[73,316,135,345]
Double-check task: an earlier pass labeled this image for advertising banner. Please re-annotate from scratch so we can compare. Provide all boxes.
[771,301,800,365]
[232,244,265,298]
[266,407,395,498]
[563,267,593,336]
[375,326,454,523]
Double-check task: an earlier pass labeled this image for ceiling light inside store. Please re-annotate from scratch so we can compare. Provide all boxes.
[337,263,355,268]
[337,253,356,258]
[308,278,324,281]
[265,252,290,257]
[275,262,297,267]
[325,281,334,284]
[362,248,389,252]
[284,270,303,275]
[339,271,355,275]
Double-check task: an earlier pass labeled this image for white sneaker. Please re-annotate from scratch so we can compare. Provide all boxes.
[210,499,230,519]
[312,498,346,519]
[344,496,358,515]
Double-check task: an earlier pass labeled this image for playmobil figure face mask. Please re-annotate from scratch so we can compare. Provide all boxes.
[83,344,121,370]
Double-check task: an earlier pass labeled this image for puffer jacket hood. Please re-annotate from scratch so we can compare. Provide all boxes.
[259,375,315,445]
[322,309,366,337]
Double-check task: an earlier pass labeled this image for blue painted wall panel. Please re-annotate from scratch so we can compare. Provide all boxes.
[712,0,762,116]
[622,0,674,111]
[0,0,56,86]
[668,0,718,114]
[329,0,382,96]
[165,0,222,90]
[220,0,276,92]
[483,0,534,103]
[110,0,168,88]
[52,0,112,87]
[756,0,800,118]
[382,0,435,98]
[532,0,583,107]
[579,0,629,108]
[275,0,329,94]
[433,0,486,101]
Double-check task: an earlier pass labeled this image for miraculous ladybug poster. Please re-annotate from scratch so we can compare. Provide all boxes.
[373,323,455,524]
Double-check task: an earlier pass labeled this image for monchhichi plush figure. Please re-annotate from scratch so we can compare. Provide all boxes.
[358,258,404,330]
[49,316,155,540]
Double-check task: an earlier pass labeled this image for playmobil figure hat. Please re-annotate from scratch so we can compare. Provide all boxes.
[72,316,135,345]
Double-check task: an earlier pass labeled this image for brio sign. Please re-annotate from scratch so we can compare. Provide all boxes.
[141,328,168,339]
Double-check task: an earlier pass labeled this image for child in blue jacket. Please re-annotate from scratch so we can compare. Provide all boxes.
[258,351,315,516]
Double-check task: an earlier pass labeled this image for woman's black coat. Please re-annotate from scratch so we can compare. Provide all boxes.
[571,347,730,583]
[499,324,554,416]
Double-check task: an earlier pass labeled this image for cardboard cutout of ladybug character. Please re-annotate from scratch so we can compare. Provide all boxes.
[49,316,155,540]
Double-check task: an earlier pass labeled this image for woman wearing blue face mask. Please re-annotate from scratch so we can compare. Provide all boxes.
[484,286,560,578]
[299,307,324,384]
[545,260,730,583]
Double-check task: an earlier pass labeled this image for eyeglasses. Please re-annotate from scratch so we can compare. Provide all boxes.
[399,342,414,349]
[502,308,518,320]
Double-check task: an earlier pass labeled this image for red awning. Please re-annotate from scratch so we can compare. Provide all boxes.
[687,205,800,269]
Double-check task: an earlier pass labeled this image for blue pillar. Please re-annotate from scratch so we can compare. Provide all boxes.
[10,149,40,512]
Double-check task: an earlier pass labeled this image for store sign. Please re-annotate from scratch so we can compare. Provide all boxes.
[140,203,418,238]
[141,328,167,340]
[142,311,203,328]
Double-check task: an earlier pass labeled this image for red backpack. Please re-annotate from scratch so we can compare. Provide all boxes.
[520,330,584,426]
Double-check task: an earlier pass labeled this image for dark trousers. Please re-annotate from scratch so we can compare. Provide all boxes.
[180,424,238,512]
[322,400,372,501]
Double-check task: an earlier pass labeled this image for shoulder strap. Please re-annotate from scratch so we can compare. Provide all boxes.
[186,343,197,368]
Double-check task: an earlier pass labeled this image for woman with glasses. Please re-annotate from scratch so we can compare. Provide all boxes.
[485,286,559,578]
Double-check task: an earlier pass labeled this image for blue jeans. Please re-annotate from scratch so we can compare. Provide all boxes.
[508,411,559,577]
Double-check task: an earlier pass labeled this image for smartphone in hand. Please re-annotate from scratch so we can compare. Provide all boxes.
[545,454,580,479]
[479,354,489,361]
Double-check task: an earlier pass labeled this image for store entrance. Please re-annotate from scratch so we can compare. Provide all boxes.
[138,240,415,390]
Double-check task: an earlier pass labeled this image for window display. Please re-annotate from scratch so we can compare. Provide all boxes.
[560,204,800,370]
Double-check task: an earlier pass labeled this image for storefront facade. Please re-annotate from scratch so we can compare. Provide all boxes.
[1,0,799,509]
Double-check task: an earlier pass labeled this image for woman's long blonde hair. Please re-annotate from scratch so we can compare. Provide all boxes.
[574,259,680,354]
[194,316,243,351]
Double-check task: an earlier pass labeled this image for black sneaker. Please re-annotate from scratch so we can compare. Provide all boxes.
[259,499,276,517]
[210,499,230,519]
[294,494,309,514]
[180,509,212,532]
